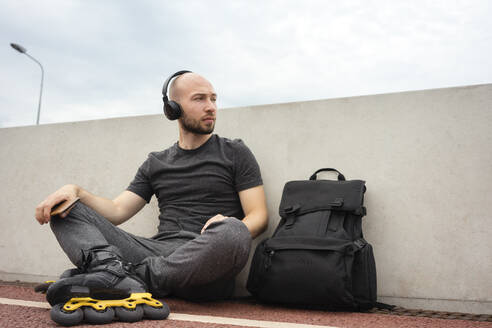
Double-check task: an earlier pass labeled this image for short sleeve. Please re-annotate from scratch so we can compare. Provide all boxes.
[126,156,154,203]
[233,139,263,192]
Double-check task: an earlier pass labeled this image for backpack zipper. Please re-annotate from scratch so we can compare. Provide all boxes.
[265,237,354,252]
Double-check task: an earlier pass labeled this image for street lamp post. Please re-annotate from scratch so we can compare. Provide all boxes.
[10,43,44,125]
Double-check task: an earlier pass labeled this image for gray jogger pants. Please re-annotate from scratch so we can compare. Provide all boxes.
[49,202,252,301]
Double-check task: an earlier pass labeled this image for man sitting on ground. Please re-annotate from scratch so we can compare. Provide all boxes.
[34,71,268,305]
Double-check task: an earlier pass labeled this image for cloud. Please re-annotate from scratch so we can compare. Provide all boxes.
[1,0,490,127]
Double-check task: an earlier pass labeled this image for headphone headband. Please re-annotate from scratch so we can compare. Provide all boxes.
[162,70,192,102]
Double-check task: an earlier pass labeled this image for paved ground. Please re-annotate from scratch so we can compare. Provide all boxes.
[0,283,490,328]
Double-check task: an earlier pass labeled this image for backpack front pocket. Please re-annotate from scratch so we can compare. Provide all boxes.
[255,237,356,308]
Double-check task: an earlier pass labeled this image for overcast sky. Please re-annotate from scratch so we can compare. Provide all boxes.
[1,0,490,128]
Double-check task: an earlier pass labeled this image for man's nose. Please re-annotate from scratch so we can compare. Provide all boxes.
[205,98,217,112]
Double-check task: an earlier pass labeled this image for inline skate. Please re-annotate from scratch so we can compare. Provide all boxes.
[38,250,169,326]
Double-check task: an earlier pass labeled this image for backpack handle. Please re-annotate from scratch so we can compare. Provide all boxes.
[309,168,346,181]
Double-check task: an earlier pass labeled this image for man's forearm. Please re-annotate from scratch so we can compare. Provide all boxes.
[242,210,268,239]
[238,185,268,239]
[76,186,124,225]
[35,183,123,225]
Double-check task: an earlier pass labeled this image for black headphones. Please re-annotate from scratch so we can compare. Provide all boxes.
[162,70,192,120]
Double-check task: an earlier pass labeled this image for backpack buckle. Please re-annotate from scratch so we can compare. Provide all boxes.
[284,204,301,229]
[353,238,367,250]
[284,204,301,214]
[355,206,367,216]
[330,198,344,207]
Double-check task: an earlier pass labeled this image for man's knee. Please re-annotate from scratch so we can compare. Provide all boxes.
[67,201,94,217]
[49,202,99,231]
[208,217,252,267]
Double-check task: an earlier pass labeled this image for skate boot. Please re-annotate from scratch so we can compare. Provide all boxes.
[34,268,83,294]
[46,250,169,326]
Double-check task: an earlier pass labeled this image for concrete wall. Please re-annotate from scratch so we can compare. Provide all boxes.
[0,84,491,314]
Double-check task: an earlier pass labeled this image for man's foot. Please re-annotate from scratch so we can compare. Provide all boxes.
[46,249,169,326]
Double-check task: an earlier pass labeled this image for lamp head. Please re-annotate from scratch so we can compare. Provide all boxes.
[10,43,26,54]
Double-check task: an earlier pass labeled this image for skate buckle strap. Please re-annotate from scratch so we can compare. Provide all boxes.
[62,292,163,311]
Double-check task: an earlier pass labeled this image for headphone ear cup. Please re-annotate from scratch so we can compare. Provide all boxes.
[164,100,182,120]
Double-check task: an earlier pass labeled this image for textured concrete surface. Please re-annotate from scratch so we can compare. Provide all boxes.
[0,84,491,314]
[1,284,491,328]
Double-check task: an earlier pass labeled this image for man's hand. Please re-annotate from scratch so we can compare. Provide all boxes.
[35,184,79,225]
[201,214,228,234]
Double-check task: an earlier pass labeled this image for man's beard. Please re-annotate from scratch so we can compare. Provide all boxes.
[180,113,215,135]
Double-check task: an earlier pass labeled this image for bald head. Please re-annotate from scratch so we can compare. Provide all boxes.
[169,72,215,103]
[167,72,217,135]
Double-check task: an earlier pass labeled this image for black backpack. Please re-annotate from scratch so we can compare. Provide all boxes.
[247,168,377,310]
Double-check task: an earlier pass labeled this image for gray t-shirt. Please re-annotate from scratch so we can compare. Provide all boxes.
[127,134,263,234]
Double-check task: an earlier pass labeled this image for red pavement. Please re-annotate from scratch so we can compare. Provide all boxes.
[0,283,490,328]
